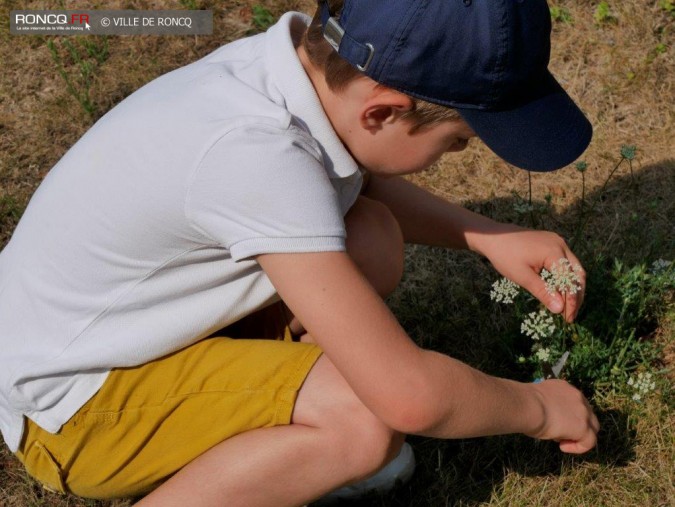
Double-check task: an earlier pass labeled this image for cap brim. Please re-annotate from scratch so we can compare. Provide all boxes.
[457,72,592,172]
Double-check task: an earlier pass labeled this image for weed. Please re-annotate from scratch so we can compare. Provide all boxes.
[46,36,109,117]
[594,1,617,25]
[251,5,275,32]
[179,0,199,9]
[659,0,675,16]
[550,5,573,24]
[492,256,672,397]
[0,195,24,224]
[646,42,668,64]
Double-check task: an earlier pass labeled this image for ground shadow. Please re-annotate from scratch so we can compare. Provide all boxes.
[316,408,637,507]
[355,159,674,506]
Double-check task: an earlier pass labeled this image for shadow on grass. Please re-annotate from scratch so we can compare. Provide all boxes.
[371,159,673,506]
[330,407,636,507]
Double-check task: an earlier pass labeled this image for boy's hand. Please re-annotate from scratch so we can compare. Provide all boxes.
[361,176,585,322]
[475,226,586,322]
[528,379,600,454]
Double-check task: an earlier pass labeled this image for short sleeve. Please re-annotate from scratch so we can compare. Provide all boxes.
[186,123,347,261]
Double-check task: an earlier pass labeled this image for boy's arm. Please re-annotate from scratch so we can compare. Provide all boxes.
[363,175,585,322]
[258,251,599,453]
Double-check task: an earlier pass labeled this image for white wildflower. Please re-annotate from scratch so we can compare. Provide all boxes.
[513,202,535,215]
[520,309,556,341]
[490,278,520,304]
[651,259,672,275]
[535,347,551,362]
[541,258,583,296]
[627,372,656,402]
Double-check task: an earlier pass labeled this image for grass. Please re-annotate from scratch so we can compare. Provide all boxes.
[0,0,673,505]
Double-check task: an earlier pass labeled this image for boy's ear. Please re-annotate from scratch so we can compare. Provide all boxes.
[360,89,414,131]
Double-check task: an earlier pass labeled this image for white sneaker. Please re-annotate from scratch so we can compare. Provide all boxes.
[313,442,416,505]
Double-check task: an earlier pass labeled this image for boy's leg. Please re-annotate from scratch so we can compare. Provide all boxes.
[137,355,404,507]
[137,197,406,507]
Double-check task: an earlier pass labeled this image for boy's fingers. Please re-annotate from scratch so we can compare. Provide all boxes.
[558,431,597,454]
[544,251,586,322]
[562,293,579,322]
[520,268,564,314]
[561,249,587,320]
[557,407,599,454]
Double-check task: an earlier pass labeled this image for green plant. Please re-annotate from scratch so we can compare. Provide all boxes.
[46,36,109,117]
[251,5,275,31]
[647,43,668,64]
[550,6,573,24]
[179,0,199,9]
[0,195,24,224]
[659,0,675,16]
[492,257,672,397]
[490,145,673,401]
[594,1,617,24]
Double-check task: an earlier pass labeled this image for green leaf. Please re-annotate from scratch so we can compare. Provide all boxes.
[594,1,615,24]
[550,6,573,24]
[252,5,275,31]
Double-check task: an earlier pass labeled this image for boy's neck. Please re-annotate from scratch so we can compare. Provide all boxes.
[296,44,367,151]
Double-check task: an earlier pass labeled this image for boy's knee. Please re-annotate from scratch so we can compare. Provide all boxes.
[293,356,403,480]
[345,197,404,297]
[334,404,403,480]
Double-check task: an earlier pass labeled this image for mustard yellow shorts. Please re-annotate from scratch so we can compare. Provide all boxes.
[14,316,322,499]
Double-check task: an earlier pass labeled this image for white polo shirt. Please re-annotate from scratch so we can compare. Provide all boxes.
[0,12,363,452]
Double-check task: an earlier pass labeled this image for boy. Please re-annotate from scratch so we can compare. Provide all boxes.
[0,1,599,505]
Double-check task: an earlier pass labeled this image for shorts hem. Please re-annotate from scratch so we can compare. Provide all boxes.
[273,344,323,426]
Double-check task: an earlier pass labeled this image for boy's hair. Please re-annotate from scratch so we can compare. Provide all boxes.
[302,0,461,132]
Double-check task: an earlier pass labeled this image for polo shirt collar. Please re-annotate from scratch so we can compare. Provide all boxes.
[265,12,360,180]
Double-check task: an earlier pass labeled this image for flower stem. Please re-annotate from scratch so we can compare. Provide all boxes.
[527,171,538,228]
[571,156,626,249]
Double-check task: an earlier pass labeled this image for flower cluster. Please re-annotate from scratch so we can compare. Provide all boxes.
[490,278,520,304]
[620,144,637,160]
[534,347,552,362]
[520,309,556,341]
[627,372,656,402]
[541,258,583,296]
[513,201,535,215]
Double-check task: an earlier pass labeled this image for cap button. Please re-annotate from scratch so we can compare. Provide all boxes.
[463,0,472,6]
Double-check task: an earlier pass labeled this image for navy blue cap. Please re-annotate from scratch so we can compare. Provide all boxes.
[320,0,592,171]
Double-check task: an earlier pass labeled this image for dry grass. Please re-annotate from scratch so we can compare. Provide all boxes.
[0,0,673,505]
